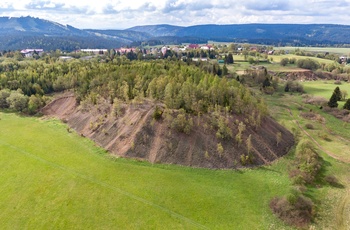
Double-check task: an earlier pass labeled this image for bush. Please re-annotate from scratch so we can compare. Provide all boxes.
[270,195,314,228]
[284,81,304,93]
[291,139,322,185]
[171,109,193,134]
[296,58,320,70]
[280,58,289,66]
[0,89,11,108]
[305,123,314,130]
[152,106,163,120]
[6,90,28,112]
[325,175,340,186]
[343,98,350,110]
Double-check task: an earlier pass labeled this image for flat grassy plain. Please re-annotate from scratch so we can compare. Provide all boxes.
[0,112,294,229]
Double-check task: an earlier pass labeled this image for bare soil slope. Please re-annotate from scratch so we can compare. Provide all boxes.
[42,95,294,168]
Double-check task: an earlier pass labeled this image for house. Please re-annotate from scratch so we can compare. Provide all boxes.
[115,48,136,54]
[192,58,209,62]
[80,49,108,55]
[188,44,199,49]
[340,56,348,63]
[20,49,44,57]
[200,45,214,50]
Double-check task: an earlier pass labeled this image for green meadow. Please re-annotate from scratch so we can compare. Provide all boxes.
[0,112,293,229]
[303,80,350,108]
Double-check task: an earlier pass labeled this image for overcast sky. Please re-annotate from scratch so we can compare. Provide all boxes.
[0,0,349,29]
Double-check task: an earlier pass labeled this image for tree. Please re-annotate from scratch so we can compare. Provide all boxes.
[276,132,282,146]
[0,89,11,108]
[226,53,234,64]
[327,92,338,108]
[246,134,252,154]
[262,77,271,88]
[343,98,350,110]
[6,90,28,112]
[222,65,228,76]
[333,86,342,101]
[28,95,44,115]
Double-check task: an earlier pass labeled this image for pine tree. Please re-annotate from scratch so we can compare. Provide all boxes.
[343,98,350,110]
[334,86,342,101]
[262,77,271,88]
[328,92,338,108]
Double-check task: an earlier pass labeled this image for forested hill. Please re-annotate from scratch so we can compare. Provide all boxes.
[128,24,350,45]
[1,16,350,51]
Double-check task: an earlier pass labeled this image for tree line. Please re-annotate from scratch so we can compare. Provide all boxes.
[0,58,267,118]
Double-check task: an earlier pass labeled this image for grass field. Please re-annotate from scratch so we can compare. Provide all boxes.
[302,80,350,108]
[227,54,338,73]
[0,112,295,229]
[263,88,350,230]
[274,47,350,56]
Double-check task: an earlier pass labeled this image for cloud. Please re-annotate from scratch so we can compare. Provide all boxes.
[162,0,214,13]
[0,0,349,29]
[244,1,290,11]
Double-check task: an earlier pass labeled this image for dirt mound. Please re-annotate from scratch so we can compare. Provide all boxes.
[43,95,295,169]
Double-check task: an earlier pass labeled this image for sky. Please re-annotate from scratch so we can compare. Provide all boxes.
[0,0,349,29]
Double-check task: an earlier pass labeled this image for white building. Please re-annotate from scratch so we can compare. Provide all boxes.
[20,49,44,57]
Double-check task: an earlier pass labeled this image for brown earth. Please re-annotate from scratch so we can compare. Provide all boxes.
[42,94,295,169]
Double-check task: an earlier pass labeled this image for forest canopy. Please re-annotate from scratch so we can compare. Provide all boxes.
[0,58,267,118]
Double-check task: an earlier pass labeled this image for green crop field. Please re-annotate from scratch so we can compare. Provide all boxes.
[0,112,295,229]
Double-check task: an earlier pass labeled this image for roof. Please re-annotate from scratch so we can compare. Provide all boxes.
[20,49,44,54]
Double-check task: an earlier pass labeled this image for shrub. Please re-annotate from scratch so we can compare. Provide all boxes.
[324,175,341,187]
[292,139,322,185]
[344,98,350,110]
[6,90,29,112]
[284,81,304,93]
[0,89,11,108]
[171,109,193,134]
[270,194,314,228]
[217,143,224,156]
[280,58,289,66]
[296,58,320,70]
[305,123,314,129]
[153,106,163,120]
[216,116,233,139]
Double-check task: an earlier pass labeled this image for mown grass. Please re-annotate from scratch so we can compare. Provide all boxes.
[0,112,294,229]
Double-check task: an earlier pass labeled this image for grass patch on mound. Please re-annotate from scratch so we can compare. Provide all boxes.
[0,112,294,229]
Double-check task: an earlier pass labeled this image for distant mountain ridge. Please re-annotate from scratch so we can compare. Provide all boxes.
[1,16,350,51]
[128,23,350,44]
